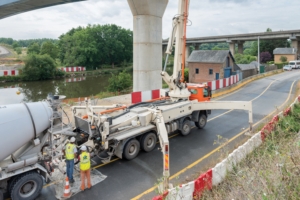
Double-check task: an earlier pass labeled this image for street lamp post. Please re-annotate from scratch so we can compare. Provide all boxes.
[258,36,260,74]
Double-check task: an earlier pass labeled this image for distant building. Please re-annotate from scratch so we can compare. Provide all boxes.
[187,50,240,83]
[237,61,258,79]
[273,48,297,63]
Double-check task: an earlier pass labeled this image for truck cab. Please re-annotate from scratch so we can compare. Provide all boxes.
[187,84,211,102]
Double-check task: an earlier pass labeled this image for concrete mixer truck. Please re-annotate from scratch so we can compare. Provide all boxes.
[0,95,74,200]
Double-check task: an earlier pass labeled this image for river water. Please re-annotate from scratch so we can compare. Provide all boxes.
[0,75,111,105]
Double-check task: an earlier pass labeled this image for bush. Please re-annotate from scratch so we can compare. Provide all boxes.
[184,68,189,82]
[107,71,132,92]
[54,69,65,78]
[22,54,57,81]
[275,62,288,69]
[0,75,22,82]
[280,56,287,63]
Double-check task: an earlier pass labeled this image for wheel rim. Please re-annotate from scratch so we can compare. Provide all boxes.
[183,124,190,134]
[19,180,37,198]
[199,116,206,126]
[146,136,154,148]
[129,144,137,155]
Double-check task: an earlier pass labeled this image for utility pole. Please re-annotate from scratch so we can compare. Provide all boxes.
[258,36,260,74]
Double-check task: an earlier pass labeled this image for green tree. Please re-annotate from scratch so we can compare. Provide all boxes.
[184,68,189,82]
[27,42,40,54]
[107,71,132,92]
[16,47,22,55]
[250,28,290,58]
[280,56,287,63]
[40,41,58,59]
[58,24,133,69]
[12,41,19,49]
[23,54,57,81]
[234,53,256,64]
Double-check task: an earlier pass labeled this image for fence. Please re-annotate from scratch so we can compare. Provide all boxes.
[60,66,86,72]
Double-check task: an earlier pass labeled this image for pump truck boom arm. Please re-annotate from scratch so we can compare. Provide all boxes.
[161,0,191,101]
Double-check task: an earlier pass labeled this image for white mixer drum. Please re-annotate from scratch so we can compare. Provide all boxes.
[0,101,53,160]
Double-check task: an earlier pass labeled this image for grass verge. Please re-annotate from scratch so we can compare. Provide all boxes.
[201,104,300,200]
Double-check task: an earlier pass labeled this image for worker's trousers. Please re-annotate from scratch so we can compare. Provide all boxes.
[80,169,92,190]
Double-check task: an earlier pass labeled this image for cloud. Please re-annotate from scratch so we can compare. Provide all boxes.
[0,0,299,40]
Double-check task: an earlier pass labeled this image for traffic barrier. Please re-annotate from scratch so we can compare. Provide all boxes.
[153,95,300,200]
[168,181,195,200]
[0,69,19,76]
[131,89,162,104]
[203,75,239,91]
[61,66,86,72]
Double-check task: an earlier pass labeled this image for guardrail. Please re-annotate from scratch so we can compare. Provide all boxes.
[153,95,299,200]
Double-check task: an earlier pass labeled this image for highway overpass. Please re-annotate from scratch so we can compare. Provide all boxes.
[163,29,300,57]
[0,0,85,19]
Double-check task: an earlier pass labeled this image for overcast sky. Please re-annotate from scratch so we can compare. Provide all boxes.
[0,0,299,40]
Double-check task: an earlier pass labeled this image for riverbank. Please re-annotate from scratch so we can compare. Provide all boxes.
[0,66,133,82]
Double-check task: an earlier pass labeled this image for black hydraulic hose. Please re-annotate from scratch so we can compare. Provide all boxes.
[111,110,130,119]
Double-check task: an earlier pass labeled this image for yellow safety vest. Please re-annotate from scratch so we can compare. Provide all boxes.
[80,152,90,171]
[65,143,75,160]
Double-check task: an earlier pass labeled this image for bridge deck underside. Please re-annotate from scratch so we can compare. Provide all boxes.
[0,0,84,19]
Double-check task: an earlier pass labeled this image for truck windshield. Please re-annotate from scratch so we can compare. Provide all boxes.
[189,89,198,94]
[203,88,209,97]
[289,62,295,65]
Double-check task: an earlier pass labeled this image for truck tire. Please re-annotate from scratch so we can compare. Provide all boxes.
[10,171,43,200]
[180,119,191,136]
[195,113,207,129]
[141,132,157,152]
[0,190,3,200]
[123,139,140,160]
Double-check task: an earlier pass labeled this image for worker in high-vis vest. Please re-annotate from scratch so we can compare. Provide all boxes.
[79,145,92,191]
[63,137,77,183]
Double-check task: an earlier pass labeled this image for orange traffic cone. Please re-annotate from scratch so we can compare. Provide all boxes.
[63,177,72,198]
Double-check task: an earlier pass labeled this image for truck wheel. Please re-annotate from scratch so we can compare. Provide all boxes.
[123,139,140,160]
[141,132,157,152]
[195,113,207,129]
[10,171,43,200]
[180,120,191,136]
[0,190,3,200]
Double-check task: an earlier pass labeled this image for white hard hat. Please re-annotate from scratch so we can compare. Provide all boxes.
[80,146,87,151]
[70,137,76,143]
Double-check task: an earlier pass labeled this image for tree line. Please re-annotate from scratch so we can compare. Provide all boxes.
[1,24,134,92]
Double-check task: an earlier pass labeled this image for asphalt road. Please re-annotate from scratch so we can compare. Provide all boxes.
[0,46,10,57]
[37,70,300,200]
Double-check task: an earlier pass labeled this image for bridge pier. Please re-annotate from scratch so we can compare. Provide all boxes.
[194,43,200,50]
[127,0,168,92]
[229,42,236,56]
[291,38,300,59]
[238,41,244,54]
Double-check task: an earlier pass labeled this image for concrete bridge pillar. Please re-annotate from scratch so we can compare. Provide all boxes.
[127,0,168,92]
[194,43,200,50]
[238,41,244,54]
[291,39,299,59]
[229,42,236,56]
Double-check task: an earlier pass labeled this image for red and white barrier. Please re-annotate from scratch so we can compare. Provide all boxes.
[65,77,86,83]
[60,66,86,72]
[131,89,162,104]
[204,74,239,91]
[153,95,300,200]
[0,70,19,76]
